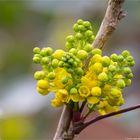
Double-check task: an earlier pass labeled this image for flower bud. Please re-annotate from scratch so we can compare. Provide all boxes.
[110,87,121,98]
[91,54,102,64]
[84,44,92,52]
[123,67,131,74]
[88,35,95,43]
[76,33,83,40]
[73,23,79,32]
[83,21,91,28]
[126,56,134,62]
[41,57,50,64]
[37,87,49,95]
[75,67,84,76]
[128,61,135,67]
[61,77,69,84]
[77,50,88,60]
[51,98,63,107]
[125,79,131,86]
[33,47,40,54]
[77,19,84,25]
[68,58,74,64]
[78,25,85,32]
[66,35,75,42]
[34,71,46,80]
[85,30,93,37]
[70,88,78,94]
[37,80,49,89]
[111,53,118,62]
[117,79,125,88]
[91,87,101,96]
[91,63,102,74]
[72,61,78,67]
[109,65,116,72]
[98,72,108,82]
[117,97,124,106]
[58,61,64,67]
[122,50,130,58]
[53,50,65,60]
[52,59,59,68]
[69,48,77,55]
[33,56,40,64]
[87,96,99,105]
[40,48,48,56]
[91,49,102,55]
[115,75,123,80]
[118,55,124,62]
[65,42,73,50]
[102,56,110,67]
[48,72,56,80]
[45,47,53,55]
[126,73,133,79]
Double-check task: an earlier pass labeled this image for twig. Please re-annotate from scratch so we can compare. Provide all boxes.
[72,104,140,134]
[79,101,86,113]
[84,0,126,69]
[53,105,72,140]
[93,0,126,49]
[82,110,92,120]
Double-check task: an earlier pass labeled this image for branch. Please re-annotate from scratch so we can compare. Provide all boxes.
[72,104,140,134]
[84,0,126,69]
[53,105,72,140]
[93,0,126,49]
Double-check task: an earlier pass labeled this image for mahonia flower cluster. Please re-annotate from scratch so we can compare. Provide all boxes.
[33,19,135,115]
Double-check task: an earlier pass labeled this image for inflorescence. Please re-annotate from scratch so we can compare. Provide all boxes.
[33,19,135,115]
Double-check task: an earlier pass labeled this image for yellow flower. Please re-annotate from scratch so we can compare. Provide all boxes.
[51,98,64,107]
[113,74,123,79]
[98,72,108,82]
[53,68,72,89]
[97,101,119,115]
[52,49,65,60]
[56,89,69,102]
[81,76,99,90]
[90,54,102,64]
[70,94,85,102]
[85,71,97,80]
[102,84,112,96]
[91,87,101,96]
[87,96,99,104]
[89,63,103,74]
[103,68,108,73]
[79,86,90,97]
[37,87,49,96]
[37,80,49,89]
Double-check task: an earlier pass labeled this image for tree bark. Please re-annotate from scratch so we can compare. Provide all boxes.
[53,106,73,140]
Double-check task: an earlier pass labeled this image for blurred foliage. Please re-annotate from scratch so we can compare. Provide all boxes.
[0,1,25,28]
[0,116,33,140]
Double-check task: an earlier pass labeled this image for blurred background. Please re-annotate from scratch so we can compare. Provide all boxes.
[0,0,140,140]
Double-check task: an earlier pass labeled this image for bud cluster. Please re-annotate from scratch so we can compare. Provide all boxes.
[33,19,135,115]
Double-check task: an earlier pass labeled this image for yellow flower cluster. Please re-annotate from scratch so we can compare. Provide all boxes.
[33,19,135,116]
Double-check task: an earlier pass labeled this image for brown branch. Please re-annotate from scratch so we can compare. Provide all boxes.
[53,105,72,140]
[93,0,126,49]
[72,104,140,134]
[79,101,86,113]
[84,0,126,69]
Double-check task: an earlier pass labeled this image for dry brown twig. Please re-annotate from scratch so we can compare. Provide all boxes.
[53,0,140,140]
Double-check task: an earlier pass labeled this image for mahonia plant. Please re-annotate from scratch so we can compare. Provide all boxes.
[33,19,135,115]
